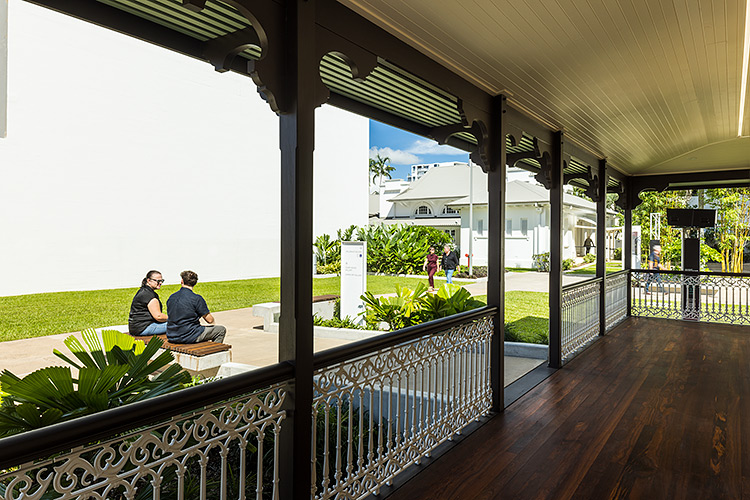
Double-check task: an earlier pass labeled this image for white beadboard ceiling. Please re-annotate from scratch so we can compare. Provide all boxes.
[339,0,750,177]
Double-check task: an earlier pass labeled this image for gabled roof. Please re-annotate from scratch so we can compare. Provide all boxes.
[389,163,598,210]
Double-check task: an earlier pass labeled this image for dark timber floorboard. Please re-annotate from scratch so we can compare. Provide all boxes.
[385,317,750,500]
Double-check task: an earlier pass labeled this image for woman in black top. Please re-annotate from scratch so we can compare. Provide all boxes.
[128,270,168,335]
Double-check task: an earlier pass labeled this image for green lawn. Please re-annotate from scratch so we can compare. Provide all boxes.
[565,262,623,275]
[473,291,550,344]
[0,275,445,342]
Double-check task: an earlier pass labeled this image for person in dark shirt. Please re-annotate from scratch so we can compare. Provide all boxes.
[645,244,664,294]
[440,244,460,284]
[423,245,439,291]
[166,270,226,344]
[128,270,168,335]
[584,234,594,255]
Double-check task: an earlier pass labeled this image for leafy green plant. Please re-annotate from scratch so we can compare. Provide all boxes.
[0,329,190,437]
[361,283,482,330]
[562,258,574,271]
[361,283,429,330]
[613,247,622,260]
[313,314,370,330]
[583,253,596,263]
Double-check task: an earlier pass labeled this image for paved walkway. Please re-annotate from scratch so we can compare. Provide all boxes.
[0,271,585,380]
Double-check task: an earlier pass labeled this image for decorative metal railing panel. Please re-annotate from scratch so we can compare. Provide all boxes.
[562,278,601,363]
[631,270,750,325]
[605,271,628,331]
[0,383,289,500]
[311,313,494,499]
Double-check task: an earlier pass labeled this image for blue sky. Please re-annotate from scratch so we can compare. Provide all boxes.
[369,120,469,180]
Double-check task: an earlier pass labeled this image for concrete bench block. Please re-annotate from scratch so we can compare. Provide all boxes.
[252,302,281,331]
[216,362,261,378]
[172,349,231,372]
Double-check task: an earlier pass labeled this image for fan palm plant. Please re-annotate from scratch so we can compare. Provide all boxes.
[0,329,190,437]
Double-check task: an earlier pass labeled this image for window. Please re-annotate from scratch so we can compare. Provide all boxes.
[442,206,459,214]
[506,219,512,236]
[521,218,528,236]
[444,229,457,241]
[477,219,484,236]
[416,205,432,215]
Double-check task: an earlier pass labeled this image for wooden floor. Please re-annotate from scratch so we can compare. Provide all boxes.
[387,317,750,500]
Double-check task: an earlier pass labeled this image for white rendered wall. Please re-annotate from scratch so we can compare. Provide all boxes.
[0,1,367,296]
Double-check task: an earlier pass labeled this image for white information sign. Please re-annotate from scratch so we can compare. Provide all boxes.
[340,241,366,323]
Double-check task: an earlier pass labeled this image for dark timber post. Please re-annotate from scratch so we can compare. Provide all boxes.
[487,95,507,411]
[548,131,564,368]
[624,179,633,317]
[597,159,607,335]
[278,0,316,498]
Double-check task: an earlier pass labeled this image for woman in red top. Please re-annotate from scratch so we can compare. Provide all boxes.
[423,246,439,291]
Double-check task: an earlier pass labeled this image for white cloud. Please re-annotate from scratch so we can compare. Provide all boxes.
[369,146,420,165]
[406,139,467,156]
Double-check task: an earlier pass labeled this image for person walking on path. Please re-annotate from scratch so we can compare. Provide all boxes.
[584,234,594,255]
[128,270,168,336]
[645,245,664,294]
[423,246,439,291]
[167,270,226,344]
[441,244,460,284]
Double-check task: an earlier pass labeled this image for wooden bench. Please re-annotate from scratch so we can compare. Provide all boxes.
[128,333,231,373]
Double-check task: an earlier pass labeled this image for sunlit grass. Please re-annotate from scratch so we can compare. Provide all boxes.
[0,275,444,342]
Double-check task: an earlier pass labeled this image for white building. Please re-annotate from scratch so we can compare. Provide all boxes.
[407,161,466,182]
[0,1,368,296]
[382,163,615,268]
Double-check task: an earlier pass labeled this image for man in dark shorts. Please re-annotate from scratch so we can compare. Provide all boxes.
[166,270,226,344]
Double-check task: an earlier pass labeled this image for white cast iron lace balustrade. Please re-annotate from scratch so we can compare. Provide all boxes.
[310,309,495,499]
[630,270,750,325]
[0,365,292,500]
[561,278,601,363]
[605,270,628,331]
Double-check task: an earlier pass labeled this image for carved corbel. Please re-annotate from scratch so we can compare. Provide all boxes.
[534,151,554,189]
[314,30,378,109]
[429,120,489,172]
[564,166,600,202]
[202,27,261,73]
[506,136,541,168]
[183,0,287,112]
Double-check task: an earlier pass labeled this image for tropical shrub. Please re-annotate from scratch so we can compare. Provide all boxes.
[313,314,369,330]
[0,329,190,437]
[583,253,596,263]
[360,283,483,331]
[454,266,488,278]
[562,258,574,271]
[314,224,452,275]
[613,247,622,260]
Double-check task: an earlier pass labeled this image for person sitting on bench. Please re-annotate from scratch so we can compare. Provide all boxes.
[128,270,168,336]
[166,270,226,344]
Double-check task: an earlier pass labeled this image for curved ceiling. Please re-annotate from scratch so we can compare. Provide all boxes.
[338,0,750,177]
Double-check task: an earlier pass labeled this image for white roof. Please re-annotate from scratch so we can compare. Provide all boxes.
[389,163,598,210]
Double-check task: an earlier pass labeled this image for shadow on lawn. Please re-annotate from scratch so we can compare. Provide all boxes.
[505,316,549,345]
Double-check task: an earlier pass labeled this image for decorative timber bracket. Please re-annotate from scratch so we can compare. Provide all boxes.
[183,0,377,114]
[608,181,626,210]
[564,166,600,202]
[429,120,489,172]
[506,135,554,189]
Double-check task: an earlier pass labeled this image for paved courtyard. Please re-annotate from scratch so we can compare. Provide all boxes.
[0,272,588,384]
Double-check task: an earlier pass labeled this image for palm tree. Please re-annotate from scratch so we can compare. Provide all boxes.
[368,154,395,187]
